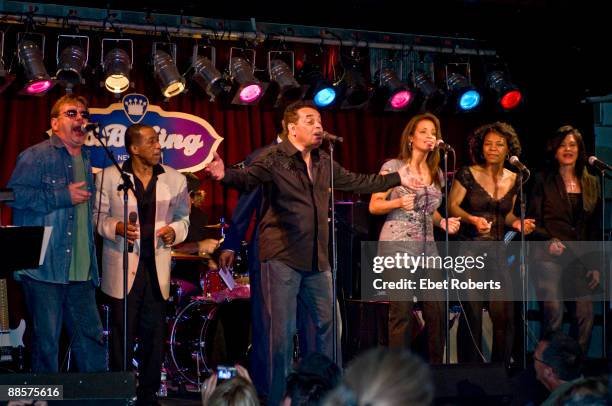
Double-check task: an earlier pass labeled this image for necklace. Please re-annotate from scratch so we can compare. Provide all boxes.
[563,177,579,193]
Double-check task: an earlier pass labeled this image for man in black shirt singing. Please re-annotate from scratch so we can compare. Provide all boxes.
[205,101,413,405]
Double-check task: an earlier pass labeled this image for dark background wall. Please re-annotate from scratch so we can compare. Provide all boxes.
[1,0,610,223]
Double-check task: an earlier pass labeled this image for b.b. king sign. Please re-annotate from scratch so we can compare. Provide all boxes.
[84,93,222,171]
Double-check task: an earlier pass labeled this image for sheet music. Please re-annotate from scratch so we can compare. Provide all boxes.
[39,226,53,266]
[219,268,236,291]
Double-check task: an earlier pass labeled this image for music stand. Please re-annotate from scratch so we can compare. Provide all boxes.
[0,226,46,276]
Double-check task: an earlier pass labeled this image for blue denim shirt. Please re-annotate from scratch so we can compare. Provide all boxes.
[7,135,99,285]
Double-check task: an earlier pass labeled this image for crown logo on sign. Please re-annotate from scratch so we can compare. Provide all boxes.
[122,94,149,124]
[124,98,147,116]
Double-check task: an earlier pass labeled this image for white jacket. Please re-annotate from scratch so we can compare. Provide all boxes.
[94,163,190,299]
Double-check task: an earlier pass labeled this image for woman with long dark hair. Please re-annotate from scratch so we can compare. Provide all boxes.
[529,125,601,352]
[369,113,460,363]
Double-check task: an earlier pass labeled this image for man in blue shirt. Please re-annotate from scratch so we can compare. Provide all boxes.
[8,94,106,372]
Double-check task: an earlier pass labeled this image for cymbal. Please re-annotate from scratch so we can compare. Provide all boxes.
[205,223,229,229]
[171,251,211,260]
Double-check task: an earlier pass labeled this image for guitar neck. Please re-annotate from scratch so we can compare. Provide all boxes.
[0,279,10,333]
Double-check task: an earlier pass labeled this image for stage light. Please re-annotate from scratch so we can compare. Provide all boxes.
[56,45,86,89]
[269,58,302,103]
[447,72,481,111]
[17,39,54,96]
[103,47,131,94]
[413,71,446,112]
[338,64,369,109]
[377,68,413,111]
[314,87,336,107]
[299,63,336,108]
[1,33,16,93]
[153,49,186,98]
[230,56,267,105]
[487,71,522,110]
[192,55,231,101]
[0,60,16,94]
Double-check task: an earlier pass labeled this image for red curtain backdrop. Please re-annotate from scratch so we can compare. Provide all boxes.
[0,25,559,225]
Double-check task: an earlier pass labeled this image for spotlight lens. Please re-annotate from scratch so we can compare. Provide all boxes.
[240,84,263,103]
[500,90,522,110]
[163,81,186,98]
[314,88,336,107]
[390,90,412,109]
[105,74,130,94]
[459,90,481,111]
[27,80,52,94]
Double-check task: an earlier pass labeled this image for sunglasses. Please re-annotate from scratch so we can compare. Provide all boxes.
[62,109,90,120]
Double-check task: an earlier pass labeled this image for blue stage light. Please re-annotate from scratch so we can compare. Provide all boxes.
[314,87,336,107]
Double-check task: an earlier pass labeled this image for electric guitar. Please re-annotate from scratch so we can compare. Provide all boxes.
[0,278,26,368]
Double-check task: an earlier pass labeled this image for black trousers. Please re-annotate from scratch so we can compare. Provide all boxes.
[108,259,166,405]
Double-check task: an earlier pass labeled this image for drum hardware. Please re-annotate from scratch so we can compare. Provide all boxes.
[167,299,251,389]
[204,223,229,229]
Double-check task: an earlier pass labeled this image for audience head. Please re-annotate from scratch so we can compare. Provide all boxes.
[323,347,433,406]
[534,331,583,391]
[283,352,341,406]
[558,376,608,406]
[206,376,259,406]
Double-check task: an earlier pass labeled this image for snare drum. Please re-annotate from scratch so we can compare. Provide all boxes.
[200,269,224,297]
[168,299,251,386]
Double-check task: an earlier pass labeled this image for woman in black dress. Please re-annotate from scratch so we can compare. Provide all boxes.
[449,122,535,364]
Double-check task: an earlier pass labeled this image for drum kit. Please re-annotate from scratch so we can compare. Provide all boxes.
[165,222,251,391]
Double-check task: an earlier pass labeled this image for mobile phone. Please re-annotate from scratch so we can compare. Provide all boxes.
[217,365,237,380]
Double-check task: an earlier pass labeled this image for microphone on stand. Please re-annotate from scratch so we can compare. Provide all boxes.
[588,156,612,172]
[127,211,138,253]
[436,139,454,151]
[81,122,100,132]
[230,160,246,169]
[509,156,530,174]
[322,131,344,143]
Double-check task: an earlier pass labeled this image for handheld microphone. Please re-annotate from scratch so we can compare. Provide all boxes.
[436,139,454,151]
[588,156,612,172]
[322,131,344,143]
[81,122,99,132]
[128,211,138,253]
[509,156,530,174]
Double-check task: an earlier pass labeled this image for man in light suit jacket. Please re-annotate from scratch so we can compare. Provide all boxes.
[94,124,189,406]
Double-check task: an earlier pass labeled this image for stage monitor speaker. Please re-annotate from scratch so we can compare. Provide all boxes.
[431,363,512,405]
[1,371,135,405]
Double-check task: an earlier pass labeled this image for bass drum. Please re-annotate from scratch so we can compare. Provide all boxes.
[169,299,251,386]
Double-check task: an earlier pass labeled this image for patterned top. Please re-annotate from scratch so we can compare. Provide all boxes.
[454,166,519,241]
[378,159,443,246]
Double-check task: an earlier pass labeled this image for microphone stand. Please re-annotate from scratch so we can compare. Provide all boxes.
[91,124,134,371]
[518,169,529,369]
[328,138,339,365]
[443,148,451,364]
[597,168,608,357]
